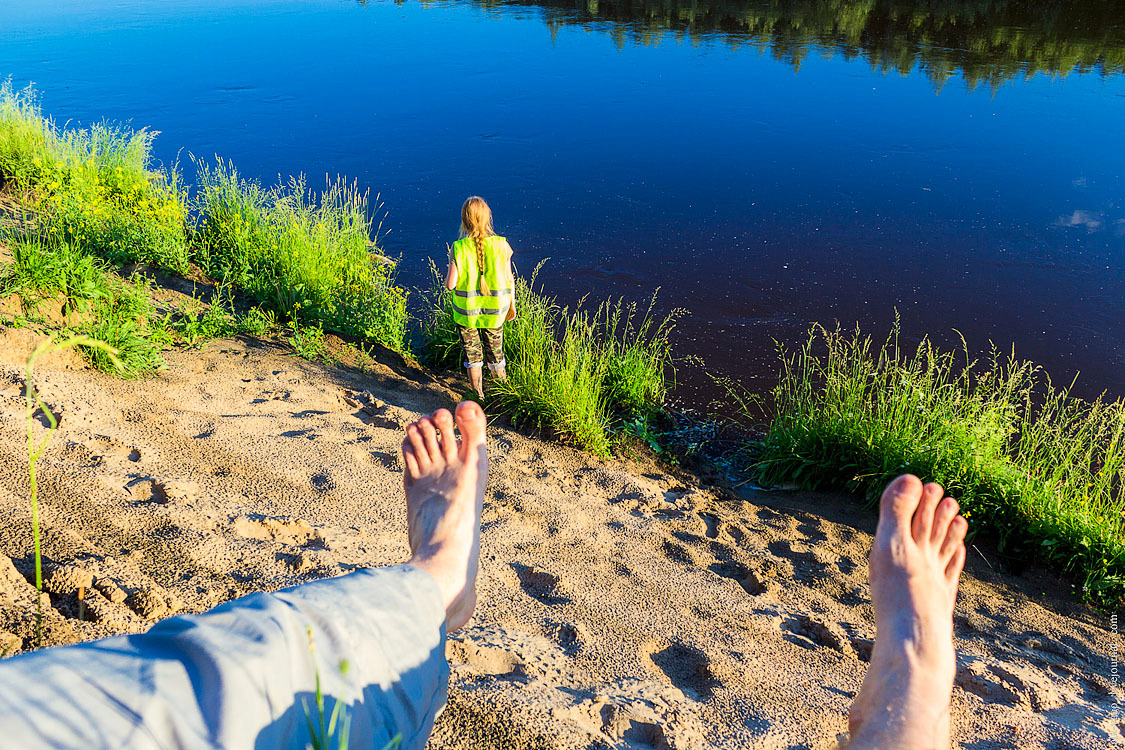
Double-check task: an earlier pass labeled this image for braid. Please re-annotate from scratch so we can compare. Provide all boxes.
[475,234,491,296]
[460,196,495,297]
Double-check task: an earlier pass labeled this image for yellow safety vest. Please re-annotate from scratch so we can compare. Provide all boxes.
[451,235,511,329]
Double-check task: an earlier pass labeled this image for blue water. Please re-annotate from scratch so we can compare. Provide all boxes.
[4,0,1124,403]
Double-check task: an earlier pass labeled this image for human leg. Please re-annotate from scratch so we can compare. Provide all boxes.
[0,403,488,750]
[401,401,488,631]
[458,326,485,397]
[481,325,507,381]
[847,474,968,750]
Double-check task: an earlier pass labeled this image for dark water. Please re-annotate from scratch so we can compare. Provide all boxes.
[4,0,1124,407]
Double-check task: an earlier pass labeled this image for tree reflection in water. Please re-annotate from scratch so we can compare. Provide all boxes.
[419,0,1125,88]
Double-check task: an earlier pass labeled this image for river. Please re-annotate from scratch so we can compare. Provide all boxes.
[4,0,1124,406]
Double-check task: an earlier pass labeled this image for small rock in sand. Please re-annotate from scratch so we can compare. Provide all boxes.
[127,588,183,621]
[0,555,32,601]
[94,579,128,605]
[42,564,95,596]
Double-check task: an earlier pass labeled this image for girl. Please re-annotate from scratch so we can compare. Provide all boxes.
[445,196,516,397]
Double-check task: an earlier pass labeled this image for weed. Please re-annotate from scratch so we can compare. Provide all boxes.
[0,81,189,271]
[173,288,238,348]
[237,305,277,337]
[740,321,1125,607]
[303,625,351,750]
[79,275,166,376]
[24,335,121,645]
[622,413,668,456]
[288,320,330,363]
[302,625,401,750]
[192,159,409,352]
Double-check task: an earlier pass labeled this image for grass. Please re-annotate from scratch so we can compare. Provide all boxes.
[0,81,189,271]
[735,322,1125,607]
[1,82,412,361]
[78,275,167,377]
[303,625,402,750]
[1,232,168,376]
[423,260,679,456]
[192,159,409,352]
[1,233,108,312]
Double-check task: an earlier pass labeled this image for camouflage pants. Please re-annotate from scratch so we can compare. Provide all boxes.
[458,325,505,369]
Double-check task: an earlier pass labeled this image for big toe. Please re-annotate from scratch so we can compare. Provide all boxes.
[454,400,487,446]
[879,474,924,530]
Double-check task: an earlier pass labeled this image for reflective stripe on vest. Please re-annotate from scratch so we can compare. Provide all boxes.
[451,235,511,328]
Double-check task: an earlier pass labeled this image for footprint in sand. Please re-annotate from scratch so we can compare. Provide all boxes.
[640,639,717,701]
[446,640,531,683]
[698,513,720,540]
[309,472,336,492]
[709,560,769,596]
[367,450,400,470]
[766,539,833,585]
[511,564,571,605]
[661,539,698,566]
[280,428,317,439]
[596,704,671,749]
[542,620,587,656]
[783,613,852,656]
[251,390,292,404]
[955,653,1073,711]
[232,515,321,547]
[126,478,200,506]
[794,514,830,544]
[85,434,142,463]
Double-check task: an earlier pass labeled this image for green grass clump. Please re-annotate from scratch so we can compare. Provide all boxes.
[423,261,678,456]
[0,81,189,271]
[2,84,408,358]
[192,159,409,352]
[0,231,167,377]
[170,287,243,348]
[78,275,167,377]
[0,234,108,311]
[742,322,1125,607]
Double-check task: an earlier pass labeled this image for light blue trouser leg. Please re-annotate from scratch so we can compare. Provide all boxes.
[0,565,449,750]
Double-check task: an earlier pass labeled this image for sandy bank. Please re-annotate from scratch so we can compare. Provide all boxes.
[0,322,1120,749]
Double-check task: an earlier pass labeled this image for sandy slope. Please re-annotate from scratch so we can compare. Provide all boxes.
[0,325,1121,749]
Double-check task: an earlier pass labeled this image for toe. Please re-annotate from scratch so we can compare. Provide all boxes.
[417,417,443,464]
[945,542,966,586]
[402,439,420,482]
[406,423,431,472]
[912,482,944,545]
[939,514,968,563]
[931,496,960,548]
[433,408,458,463]
[847,701,865,737]
[879,474,923,532]
[454,400,487,454]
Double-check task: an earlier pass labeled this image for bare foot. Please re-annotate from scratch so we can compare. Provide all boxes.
[847,474,968,750]
[466,367,485,399]
[402,401,487,632]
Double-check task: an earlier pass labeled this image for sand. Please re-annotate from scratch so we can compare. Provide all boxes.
[0,316,1122,749]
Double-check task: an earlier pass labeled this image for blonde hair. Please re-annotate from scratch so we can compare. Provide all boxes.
[459,196,494,296]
